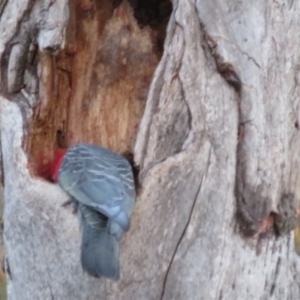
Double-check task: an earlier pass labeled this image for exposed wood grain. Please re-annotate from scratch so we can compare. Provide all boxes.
[28,0,160,168]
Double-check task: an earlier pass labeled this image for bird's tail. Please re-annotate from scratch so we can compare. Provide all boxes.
[79,203,120,280]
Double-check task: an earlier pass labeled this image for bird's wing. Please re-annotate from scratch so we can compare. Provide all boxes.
[79,203,120,279]
[58,144,134,230]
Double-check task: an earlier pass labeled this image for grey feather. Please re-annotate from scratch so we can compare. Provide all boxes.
[59,144,135,234]
[58,144,135,279]
[79,203,119,279]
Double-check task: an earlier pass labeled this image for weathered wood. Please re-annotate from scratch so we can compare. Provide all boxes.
[1,0,300,299]
[134,0,300,299]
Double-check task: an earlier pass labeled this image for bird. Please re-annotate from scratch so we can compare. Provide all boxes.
[50,143,136,279]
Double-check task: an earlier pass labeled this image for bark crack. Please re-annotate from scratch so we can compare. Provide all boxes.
[270,257,281,296]
[194,9,242,94]
[177,61,193,151]
[160,145,212,300]
[207,46,242,94]
[240,50,260,69]
[139,156,169,183]
[0,0,8,18]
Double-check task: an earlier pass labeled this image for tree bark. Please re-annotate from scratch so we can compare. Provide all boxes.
[1,0,300,300]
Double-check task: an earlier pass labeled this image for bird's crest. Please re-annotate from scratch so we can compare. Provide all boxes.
[34,148,67,182]
[51,148,67,182]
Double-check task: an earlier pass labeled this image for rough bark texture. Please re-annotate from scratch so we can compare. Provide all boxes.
[1,0,300,300]
[0,188,6,299]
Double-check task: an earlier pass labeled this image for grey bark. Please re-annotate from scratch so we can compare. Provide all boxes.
[1,0,300,300]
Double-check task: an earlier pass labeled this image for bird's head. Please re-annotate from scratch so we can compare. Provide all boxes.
[50,148,67,182]
[34,148,67,183]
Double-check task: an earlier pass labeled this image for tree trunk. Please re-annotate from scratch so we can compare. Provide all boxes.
[1,0,300,299]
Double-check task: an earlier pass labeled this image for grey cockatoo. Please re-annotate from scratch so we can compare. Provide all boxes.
[51,144,135,279]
